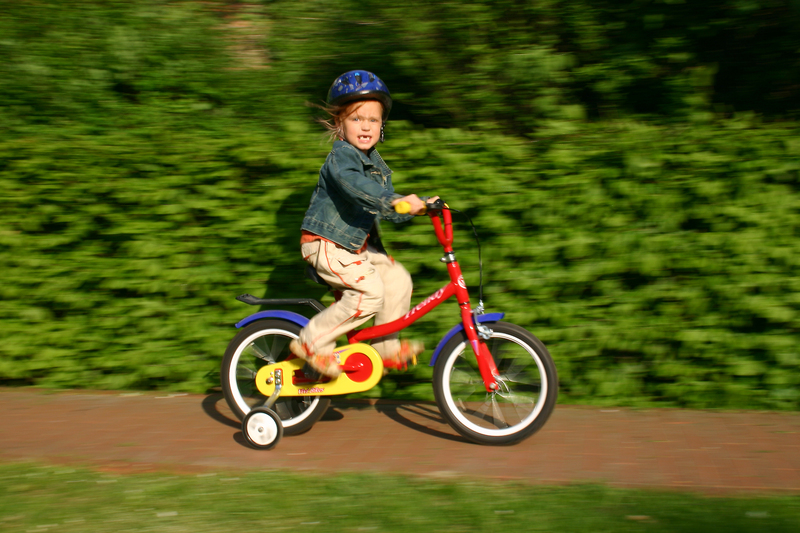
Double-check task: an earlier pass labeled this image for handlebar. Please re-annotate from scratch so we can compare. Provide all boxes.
[394,198,453,251]
[393,201,412,214]
[394,198,446,215]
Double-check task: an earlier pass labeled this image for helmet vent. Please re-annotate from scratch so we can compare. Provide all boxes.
[355,72,362,84]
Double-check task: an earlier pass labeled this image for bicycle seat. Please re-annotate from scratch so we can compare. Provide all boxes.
[305,264,330,288]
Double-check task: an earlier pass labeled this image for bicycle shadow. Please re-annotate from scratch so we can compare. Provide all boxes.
[374,401,470,444]
[202,393,469,445]
[202,392,344,428]
[201,393,239,429]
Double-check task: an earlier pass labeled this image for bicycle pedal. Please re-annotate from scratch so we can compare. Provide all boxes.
[298,363,323,382]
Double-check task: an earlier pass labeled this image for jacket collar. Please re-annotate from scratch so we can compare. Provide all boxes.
[333,140,376,165]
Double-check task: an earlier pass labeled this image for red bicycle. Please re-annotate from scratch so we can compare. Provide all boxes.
[221,200,557,449]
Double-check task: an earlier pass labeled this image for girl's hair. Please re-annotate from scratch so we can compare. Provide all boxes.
[312,100,384,142]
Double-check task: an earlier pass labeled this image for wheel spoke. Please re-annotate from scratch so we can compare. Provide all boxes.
[448,353,482,400]
[248,342,273,362]
[474,397,494,420]
[490,395,510,429]
[500,380,541,395]
[498,357,528,382]
[499,389,538,405]
[464,396,511,430]
[451,366,478,384]
[511,395,535,421]
[269,336,289,362]
[236,366,258,380]
[450,369,480,393]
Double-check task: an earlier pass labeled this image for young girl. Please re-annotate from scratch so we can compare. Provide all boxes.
[289,70,432,378]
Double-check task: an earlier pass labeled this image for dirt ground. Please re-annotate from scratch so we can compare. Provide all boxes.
[2,388,799,495]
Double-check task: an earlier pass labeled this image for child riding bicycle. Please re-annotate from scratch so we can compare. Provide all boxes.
[289,70,435,378]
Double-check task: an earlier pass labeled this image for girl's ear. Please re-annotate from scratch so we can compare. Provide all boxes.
[334,117,344,140]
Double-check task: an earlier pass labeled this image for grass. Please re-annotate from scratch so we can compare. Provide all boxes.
[1,462,798,532]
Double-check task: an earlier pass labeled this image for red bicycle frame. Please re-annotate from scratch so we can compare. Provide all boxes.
[347,208,500,392]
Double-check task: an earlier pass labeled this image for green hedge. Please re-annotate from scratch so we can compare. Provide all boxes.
[1,1,798,408]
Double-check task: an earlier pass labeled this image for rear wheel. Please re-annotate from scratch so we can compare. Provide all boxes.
[432,322,557,445]
[221,319,330,435]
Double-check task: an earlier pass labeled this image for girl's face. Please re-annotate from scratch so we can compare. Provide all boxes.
[340,100,383,154]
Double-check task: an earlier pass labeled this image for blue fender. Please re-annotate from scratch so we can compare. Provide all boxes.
[429,312,505,366]
[235,310,310,329]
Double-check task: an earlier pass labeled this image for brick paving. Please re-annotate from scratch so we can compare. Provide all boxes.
[1,388,799,494]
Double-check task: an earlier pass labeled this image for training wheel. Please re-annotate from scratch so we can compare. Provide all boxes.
[242,407,283,450]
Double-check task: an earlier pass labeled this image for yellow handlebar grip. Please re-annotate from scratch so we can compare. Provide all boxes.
[394,201,411,214]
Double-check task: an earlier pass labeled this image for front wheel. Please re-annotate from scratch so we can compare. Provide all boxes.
[221,319,330,436]
[432,322,557,445]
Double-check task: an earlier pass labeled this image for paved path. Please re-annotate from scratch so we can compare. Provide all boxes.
[2,388,799,495]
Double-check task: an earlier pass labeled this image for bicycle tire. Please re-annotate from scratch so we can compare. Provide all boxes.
[432,321,557,445]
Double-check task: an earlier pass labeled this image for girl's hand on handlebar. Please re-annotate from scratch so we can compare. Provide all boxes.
[426,196,443,210]
[392,194,427,215]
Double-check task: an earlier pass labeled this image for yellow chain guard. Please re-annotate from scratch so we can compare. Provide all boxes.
[254,343,384,397]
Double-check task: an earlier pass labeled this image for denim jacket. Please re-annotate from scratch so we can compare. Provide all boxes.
[301,140,413,251]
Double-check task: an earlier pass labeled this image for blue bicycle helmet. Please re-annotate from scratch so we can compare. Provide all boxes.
[327,70,392,119]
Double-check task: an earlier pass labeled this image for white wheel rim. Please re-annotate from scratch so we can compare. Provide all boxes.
[246,412,279,446]
[228,328,320,427]
[442,332,548,437]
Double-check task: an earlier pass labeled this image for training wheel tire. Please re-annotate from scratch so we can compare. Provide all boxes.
[243,407,284,450]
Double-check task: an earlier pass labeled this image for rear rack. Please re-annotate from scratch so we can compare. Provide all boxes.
[236,294,326,313]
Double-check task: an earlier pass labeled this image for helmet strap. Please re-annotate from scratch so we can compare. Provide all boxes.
[380,123,385,143]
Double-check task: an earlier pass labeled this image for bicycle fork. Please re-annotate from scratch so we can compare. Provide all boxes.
[457,301,501,393]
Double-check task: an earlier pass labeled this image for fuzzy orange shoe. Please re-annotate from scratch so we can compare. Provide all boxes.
[382,340,424,371]
[289,339,342,378]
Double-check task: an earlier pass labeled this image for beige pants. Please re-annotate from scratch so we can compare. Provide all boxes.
[297,239,412,358]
